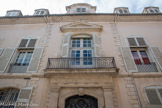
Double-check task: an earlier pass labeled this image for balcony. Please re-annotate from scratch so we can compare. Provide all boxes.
[8,64,28,73]
[45,57,118,76]
[136,62,158,72]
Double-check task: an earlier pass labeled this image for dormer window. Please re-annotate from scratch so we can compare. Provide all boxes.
[143,7,161,14]
[66,3,96,14]
[114,7,130,14]
[6,10,22,17]
[34,9,49,16]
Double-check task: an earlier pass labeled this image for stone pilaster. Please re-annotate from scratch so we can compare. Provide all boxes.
[46,85,60,108]
[103,87,114,108]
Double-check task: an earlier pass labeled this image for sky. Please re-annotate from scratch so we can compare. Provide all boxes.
[0,0,162,16]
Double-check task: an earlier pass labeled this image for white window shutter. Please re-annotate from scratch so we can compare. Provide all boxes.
[145,89,161,105]
[27,39,37,48]
[0,48,3,56]
[127,38,137,46]
[19,39,28,48]
[93,34,101,57]
[15,87,33,108]
[150,47,162,71]
[61,34,70,57]
[120,47,138,72]
[136,37,147,46]
[0,48,15,73]
[27,48,43,73]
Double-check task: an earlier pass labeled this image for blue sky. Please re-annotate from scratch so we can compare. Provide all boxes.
[0,0,162,16]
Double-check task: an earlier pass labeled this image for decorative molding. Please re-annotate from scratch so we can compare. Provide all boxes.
[60,21,103,32]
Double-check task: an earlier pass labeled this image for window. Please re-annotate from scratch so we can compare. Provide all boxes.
[34,10,45,15]
[70,38,93,66]
[127,37,147,47]
[148,8,160,13]
[14,51,33,66]
[118,9,129,14]
[76,7,87,13]
[145,86,162,105]
[18,39,37,48]
[0,88,19,108]
[6,12,18,16]
[131,50,150,65]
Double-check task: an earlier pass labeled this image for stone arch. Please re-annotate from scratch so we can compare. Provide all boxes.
[65,95,98,108]
[59,89,104,108]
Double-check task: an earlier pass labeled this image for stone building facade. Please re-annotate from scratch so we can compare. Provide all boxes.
[0,3,162,108]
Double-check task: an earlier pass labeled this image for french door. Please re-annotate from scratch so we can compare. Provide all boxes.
[70,49,93,68]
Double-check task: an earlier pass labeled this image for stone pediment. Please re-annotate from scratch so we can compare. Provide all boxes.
[60,21,103,32]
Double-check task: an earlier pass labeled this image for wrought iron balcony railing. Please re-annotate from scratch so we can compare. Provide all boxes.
[8,63,28,73]
[46,57,116,69]
[136,62,158,72]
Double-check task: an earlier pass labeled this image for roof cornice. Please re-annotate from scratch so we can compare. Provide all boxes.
[0,14,162,25]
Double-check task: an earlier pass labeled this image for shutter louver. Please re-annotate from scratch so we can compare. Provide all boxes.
[120,47,138,72]
[0,48,15,72]
[15,87,33,108]
[27,48,43,73]
[61,34,70,57]
[27,39,37,48]
[151,47,162,70]
[128,38,137,46]
[159,89,162,97]
[0,48,3,56]
[136,37,147,46]
[93,34,101,57]
[145,89,161,105]
[19,39,28,47]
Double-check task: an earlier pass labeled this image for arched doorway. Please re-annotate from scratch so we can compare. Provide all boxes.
[0,88,19,107]
[65,95,98,108]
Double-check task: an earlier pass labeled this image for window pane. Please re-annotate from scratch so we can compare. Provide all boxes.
[83,50,92,65]
[23,52,33,66]
[77,8,81,12]
[40,11,45,15]
[149,9,154,13]
[140,51,150,64]
[82,8,86,12]
[154,9,159,13]
[71,50,80,65]
[15,52,25,65]
[124,10,128,13]
[131,51,142,65]
[36,11,40,14]
[119,9,123,13]
[72,39,80,47]
[83,38,91,47]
